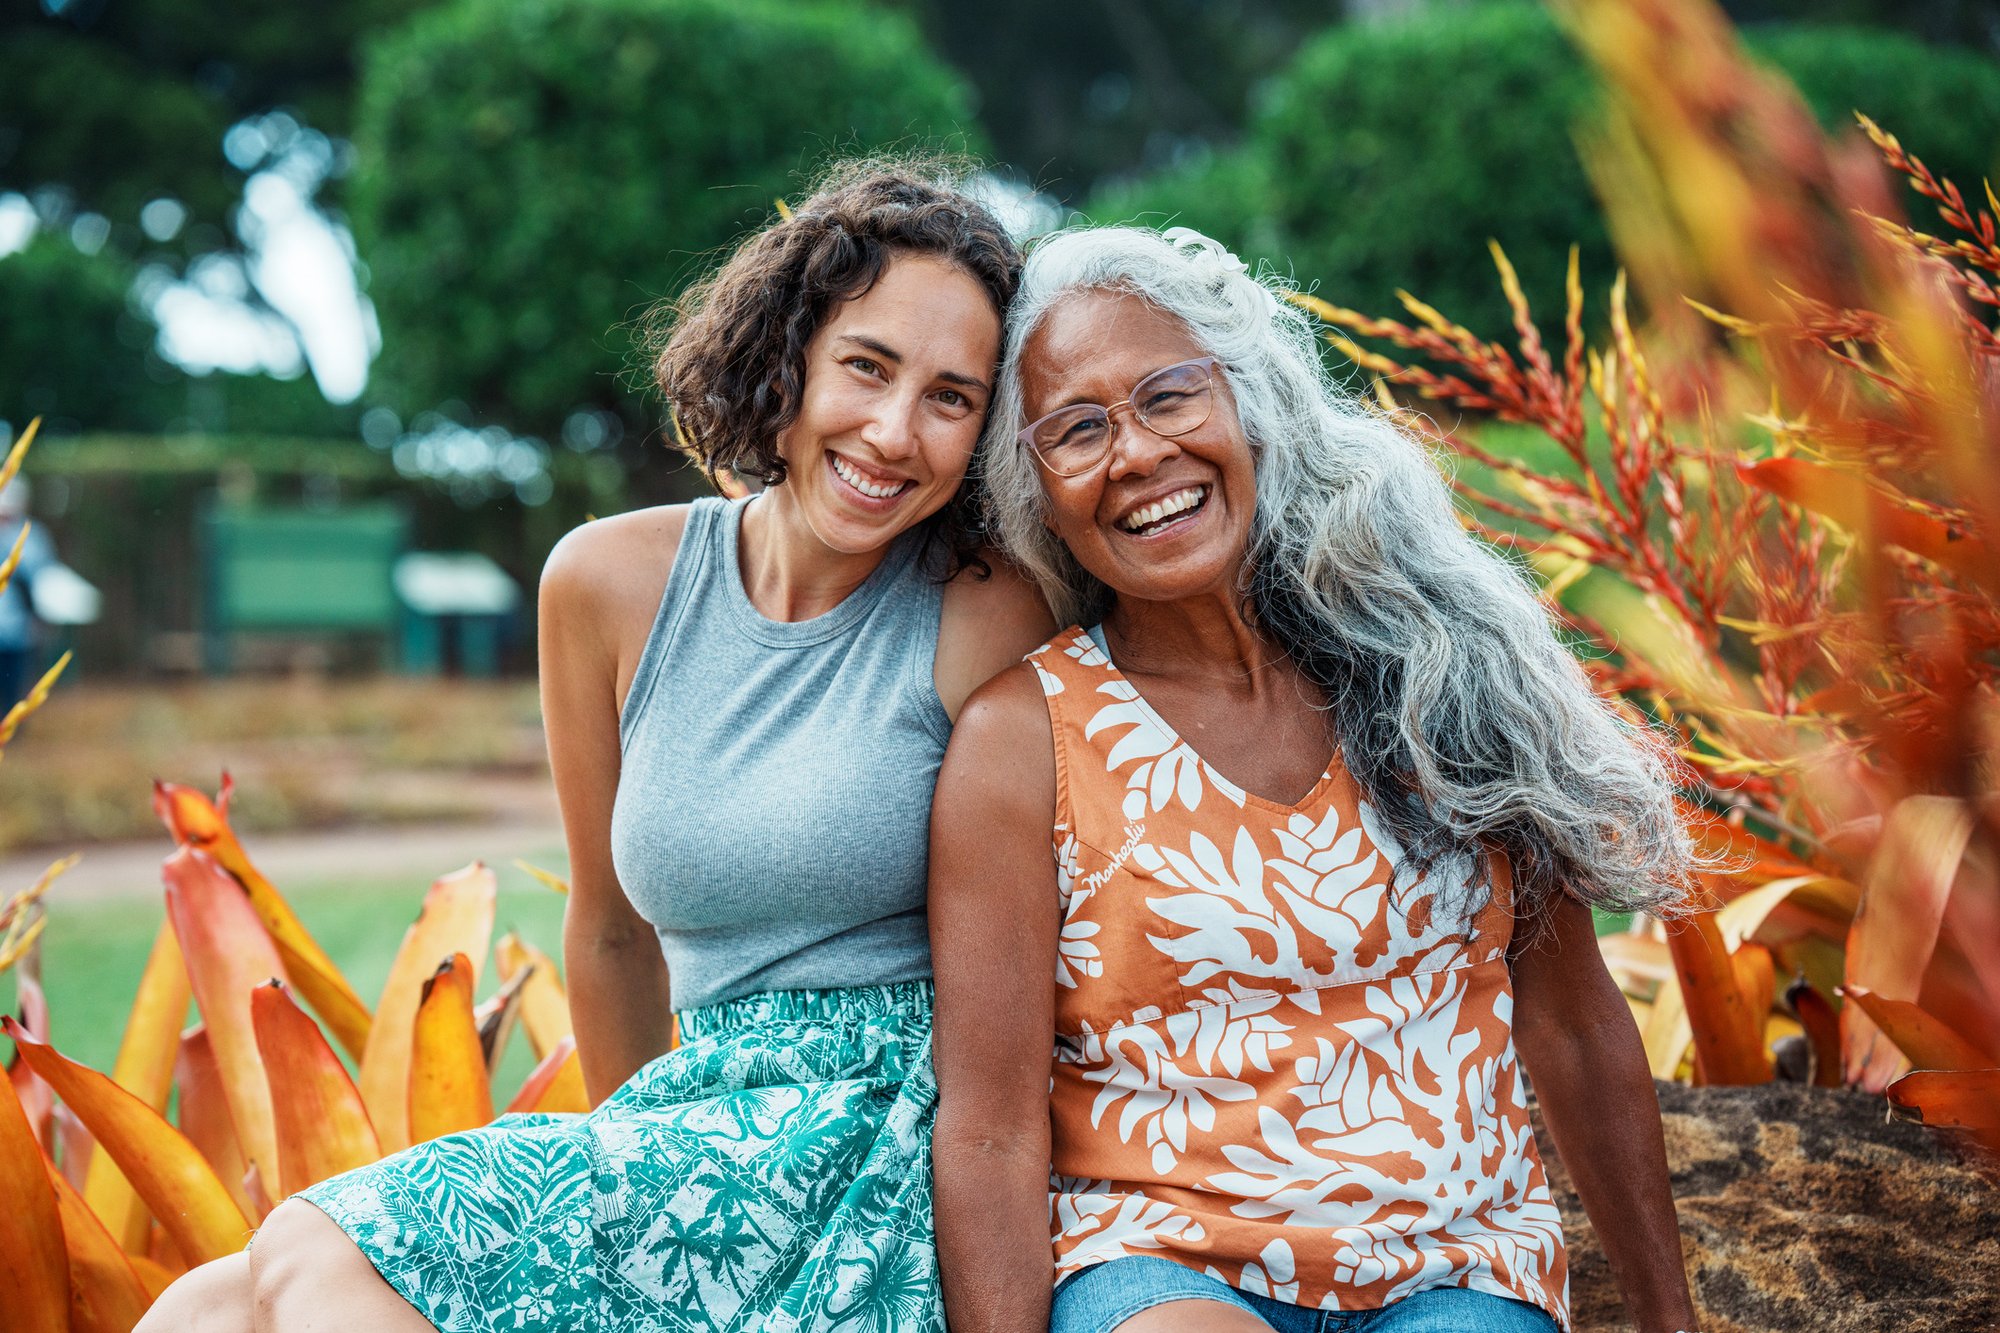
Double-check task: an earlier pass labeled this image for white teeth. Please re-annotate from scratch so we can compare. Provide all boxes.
[832,454,906,499]
[1119,486,1207,532]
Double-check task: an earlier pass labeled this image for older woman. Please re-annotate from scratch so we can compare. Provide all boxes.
[139,162,1053,1333]
[929,227,1700,1333]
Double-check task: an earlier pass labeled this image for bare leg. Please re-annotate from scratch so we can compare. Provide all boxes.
[248,1199,438,1333]
[1114,1300,1277,1332]
[134,1252,254,1333]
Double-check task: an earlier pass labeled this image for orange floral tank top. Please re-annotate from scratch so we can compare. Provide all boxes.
[1032,628,1569,1325]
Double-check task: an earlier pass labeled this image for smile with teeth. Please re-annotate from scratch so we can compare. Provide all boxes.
[1118,485,1208,535]
[830,452,912,500]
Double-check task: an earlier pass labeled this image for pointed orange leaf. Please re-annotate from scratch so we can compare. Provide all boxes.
[86,919,190,1253]
[174,1027,254,1223]
[1845,796,1974,1091]
[1731,942,1776,1026]
[49,1164,151,1333]
[1885,1068,2000,1161]
[249,981,381,1199]
[5,1018,251,1265]
[0,1046,69,1332]
[495,933,573,1061]
[1666,905,1771,1084]
[128,1255,176,1301]
[154,779,371,1061]
[504,1036,587,1115]
[360,864,495,1151]
[1713,874,1860,952]
[1738,456,1991,578]
[1839,986,1992,1073]
[163,845,284,1191]
[1885,1067,2000,1128]
[408,953,492,1144]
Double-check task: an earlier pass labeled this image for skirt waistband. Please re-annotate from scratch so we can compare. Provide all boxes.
[676,978,934,1042]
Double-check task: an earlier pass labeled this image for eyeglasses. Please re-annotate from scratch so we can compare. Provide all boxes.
[1018,356,1220,477]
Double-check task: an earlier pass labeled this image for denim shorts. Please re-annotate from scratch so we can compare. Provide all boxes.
[1050,1257,1562,1333]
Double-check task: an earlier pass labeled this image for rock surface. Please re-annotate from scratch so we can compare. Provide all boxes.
[1539,1081,1999,1333]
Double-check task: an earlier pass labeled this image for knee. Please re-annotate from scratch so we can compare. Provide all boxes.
[248,1199,358,1310]
[134,1252,252,1333]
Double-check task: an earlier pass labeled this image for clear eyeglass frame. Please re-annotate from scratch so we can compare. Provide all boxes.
[1017,356,1221,477]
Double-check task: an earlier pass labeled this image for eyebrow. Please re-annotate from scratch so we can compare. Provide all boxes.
[835,334,991,395]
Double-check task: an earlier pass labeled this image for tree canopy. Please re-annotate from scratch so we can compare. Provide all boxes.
[351,0,980,438]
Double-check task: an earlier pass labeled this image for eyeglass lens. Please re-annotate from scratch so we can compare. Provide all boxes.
[1030,360,1214,475]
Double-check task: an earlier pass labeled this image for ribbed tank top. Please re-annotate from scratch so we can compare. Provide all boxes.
[609,494,950,1012]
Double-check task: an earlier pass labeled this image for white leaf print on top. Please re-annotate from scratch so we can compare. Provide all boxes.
[1028,631,1568,1326]
[1218,1238,1300,1304]
[1052,1185,1208,1262]
[1146,827,1306,991]
[1078,997,1289,1173]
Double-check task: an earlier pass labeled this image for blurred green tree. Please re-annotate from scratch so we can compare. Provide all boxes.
[891,0,1329,203]
[351,0,978,440]
[1,0,436,237]
[0,238,357,438]
[1726,0,1998,55]
[0,238,175,432]
[1094,6,2000,341]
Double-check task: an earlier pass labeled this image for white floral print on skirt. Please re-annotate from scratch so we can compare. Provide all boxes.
[299,981,942,1332]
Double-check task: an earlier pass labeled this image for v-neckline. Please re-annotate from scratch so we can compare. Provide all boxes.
[1082,626,1342,816]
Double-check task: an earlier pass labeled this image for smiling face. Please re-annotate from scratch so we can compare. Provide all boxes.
[769,252,1001,556]
[1018,289,1257,605]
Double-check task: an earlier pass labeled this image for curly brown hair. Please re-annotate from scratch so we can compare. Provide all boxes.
[649,156,1022,572]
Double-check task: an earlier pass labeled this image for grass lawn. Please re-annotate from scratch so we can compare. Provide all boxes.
[3,853,574,1102]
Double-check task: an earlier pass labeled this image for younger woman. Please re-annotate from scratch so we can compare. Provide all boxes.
[141,161,1052,1333]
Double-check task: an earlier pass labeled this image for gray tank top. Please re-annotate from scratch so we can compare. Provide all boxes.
[609,494,950,1011]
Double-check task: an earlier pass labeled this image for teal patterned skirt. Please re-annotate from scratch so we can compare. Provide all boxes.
[300,981,941,1332]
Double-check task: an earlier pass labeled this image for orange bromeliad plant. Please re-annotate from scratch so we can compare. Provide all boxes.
[1297,0,1999,1163]
[1,767,581,1328]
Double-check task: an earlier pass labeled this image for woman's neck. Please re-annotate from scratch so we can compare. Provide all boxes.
[736,487,889,622]
[1102,590,1285,689]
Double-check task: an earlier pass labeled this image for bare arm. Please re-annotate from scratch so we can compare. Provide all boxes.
[539,511,685,1103]
[930,666,1062,1333]
[1510,893,1698,1333]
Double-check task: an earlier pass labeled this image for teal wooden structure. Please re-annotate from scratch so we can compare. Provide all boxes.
[202,503,406,671]
[201,503,520,675]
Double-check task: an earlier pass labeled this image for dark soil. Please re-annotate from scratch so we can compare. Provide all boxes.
[1540,1082,2000,1333]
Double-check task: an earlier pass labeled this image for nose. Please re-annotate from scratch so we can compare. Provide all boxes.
[859,388,923,461]
[1102,405,1181,481]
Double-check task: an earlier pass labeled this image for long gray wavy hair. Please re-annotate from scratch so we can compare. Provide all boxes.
[980,224,1695,917]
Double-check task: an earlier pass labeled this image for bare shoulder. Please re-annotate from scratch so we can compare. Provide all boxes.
[942,660,1057,794]
[540,503,693,623]
[539,504,700,710]
[934,551,1058,722]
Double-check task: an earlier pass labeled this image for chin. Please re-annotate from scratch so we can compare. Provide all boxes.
[810,498,936,555]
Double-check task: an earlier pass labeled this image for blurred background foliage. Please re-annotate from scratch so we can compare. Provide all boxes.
[0,0,1996,679]
[351,0,977,447]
